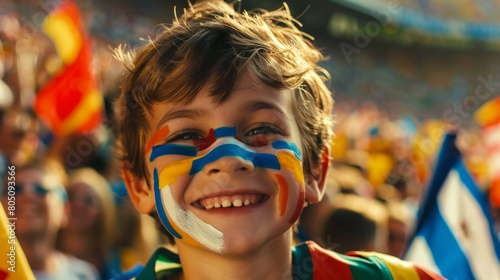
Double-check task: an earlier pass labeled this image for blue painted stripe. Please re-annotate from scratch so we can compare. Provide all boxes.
[419,200,475,280]
[189,144,280,175]
[272,140,302,160]
[455,161,500,263]
[154,168,182,239]
[214,127,237,138]
[150,144,198,161]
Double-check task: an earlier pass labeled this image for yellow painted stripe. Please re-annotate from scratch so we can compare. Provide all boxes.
[276,151,304,184]
[158,156,201,189]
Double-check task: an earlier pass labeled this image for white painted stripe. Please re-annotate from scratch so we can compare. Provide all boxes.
[405,235,441,275]
[162,186,224,253]
[437,170,500,280]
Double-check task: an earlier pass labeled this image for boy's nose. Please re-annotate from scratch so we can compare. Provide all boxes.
[203,156,255,176]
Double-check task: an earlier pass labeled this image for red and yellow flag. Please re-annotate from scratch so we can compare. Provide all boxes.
[34,0,103,136]
[474,96,500,128]
[474,97,500,207]
[0,204,35,280]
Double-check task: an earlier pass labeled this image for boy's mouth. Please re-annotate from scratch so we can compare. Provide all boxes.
[193,194,269,210]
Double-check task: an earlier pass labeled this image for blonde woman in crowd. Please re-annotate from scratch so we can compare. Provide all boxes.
[58,167,117,279]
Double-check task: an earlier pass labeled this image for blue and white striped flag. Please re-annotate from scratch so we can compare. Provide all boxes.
[404,133,500,280]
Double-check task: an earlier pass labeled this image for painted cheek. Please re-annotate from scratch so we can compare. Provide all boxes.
[288,183,305,224]
[154,168,200,244]
[155,168,225,253]
[275,149,305,224]
[273,171,305,224]
[274,174,288,216]
[161,185,224,253]
[276,151,304,184]
[153,168,182,239]
[158,155,203,187]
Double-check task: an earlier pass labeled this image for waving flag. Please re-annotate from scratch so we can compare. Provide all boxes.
[474,96,500,207]
[34,0,103,136]
[404,133,500,280]
[474,96,500,128]
[0,204,35,280]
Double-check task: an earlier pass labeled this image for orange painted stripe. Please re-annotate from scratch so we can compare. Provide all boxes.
[275,174,288,216]
[146,126,170,154]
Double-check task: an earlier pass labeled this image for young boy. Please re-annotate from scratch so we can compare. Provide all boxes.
[114,1,444,279]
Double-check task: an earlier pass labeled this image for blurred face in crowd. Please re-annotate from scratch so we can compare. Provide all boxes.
[0,109,39,165]
[125,73,328,256]
[66,182,102,232]
[388,218,408,258]
[1,167,68,237]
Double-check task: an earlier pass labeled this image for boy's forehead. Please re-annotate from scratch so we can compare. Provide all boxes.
[148,73,294,131]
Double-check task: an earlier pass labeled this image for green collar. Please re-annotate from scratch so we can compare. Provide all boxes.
[135,247,182,280]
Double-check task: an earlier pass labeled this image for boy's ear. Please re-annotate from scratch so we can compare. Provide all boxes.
[304,145,330,203]
[121,161,156,214]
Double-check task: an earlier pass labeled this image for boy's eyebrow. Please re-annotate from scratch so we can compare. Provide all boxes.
[245,100,287,118]
[156,108,209,130]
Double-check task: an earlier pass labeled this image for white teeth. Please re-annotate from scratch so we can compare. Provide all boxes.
[201,196,260,209]
[222,200,232,208]
[233,199,243,207]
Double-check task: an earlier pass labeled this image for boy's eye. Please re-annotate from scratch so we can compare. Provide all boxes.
[244,124,282,146]
[246,126,280,136]
[166,131,204,143]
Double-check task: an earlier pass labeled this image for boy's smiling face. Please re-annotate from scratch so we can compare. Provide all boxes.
[126,72,326,256]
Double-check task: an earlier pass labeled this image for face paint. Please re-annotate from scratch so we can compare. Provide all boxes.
[148,126,306,252]
[276,151,304,184]
[153,168,182,239]
[189,142,280,175]
[193,127,237,150]
[274,174,288,216]
[151,144,198,161]
[146,125,170,154]
[272,140,302,160]
[288,184,305,224]
[155,169,224,251]
[162,185,224,253]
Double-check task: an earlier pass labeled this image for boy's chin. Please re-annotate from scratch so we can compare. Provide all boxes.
[206,227,291,258]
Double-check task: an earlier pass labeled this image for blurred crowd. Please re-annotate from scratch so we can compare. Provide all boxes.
[1,1,499,279]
